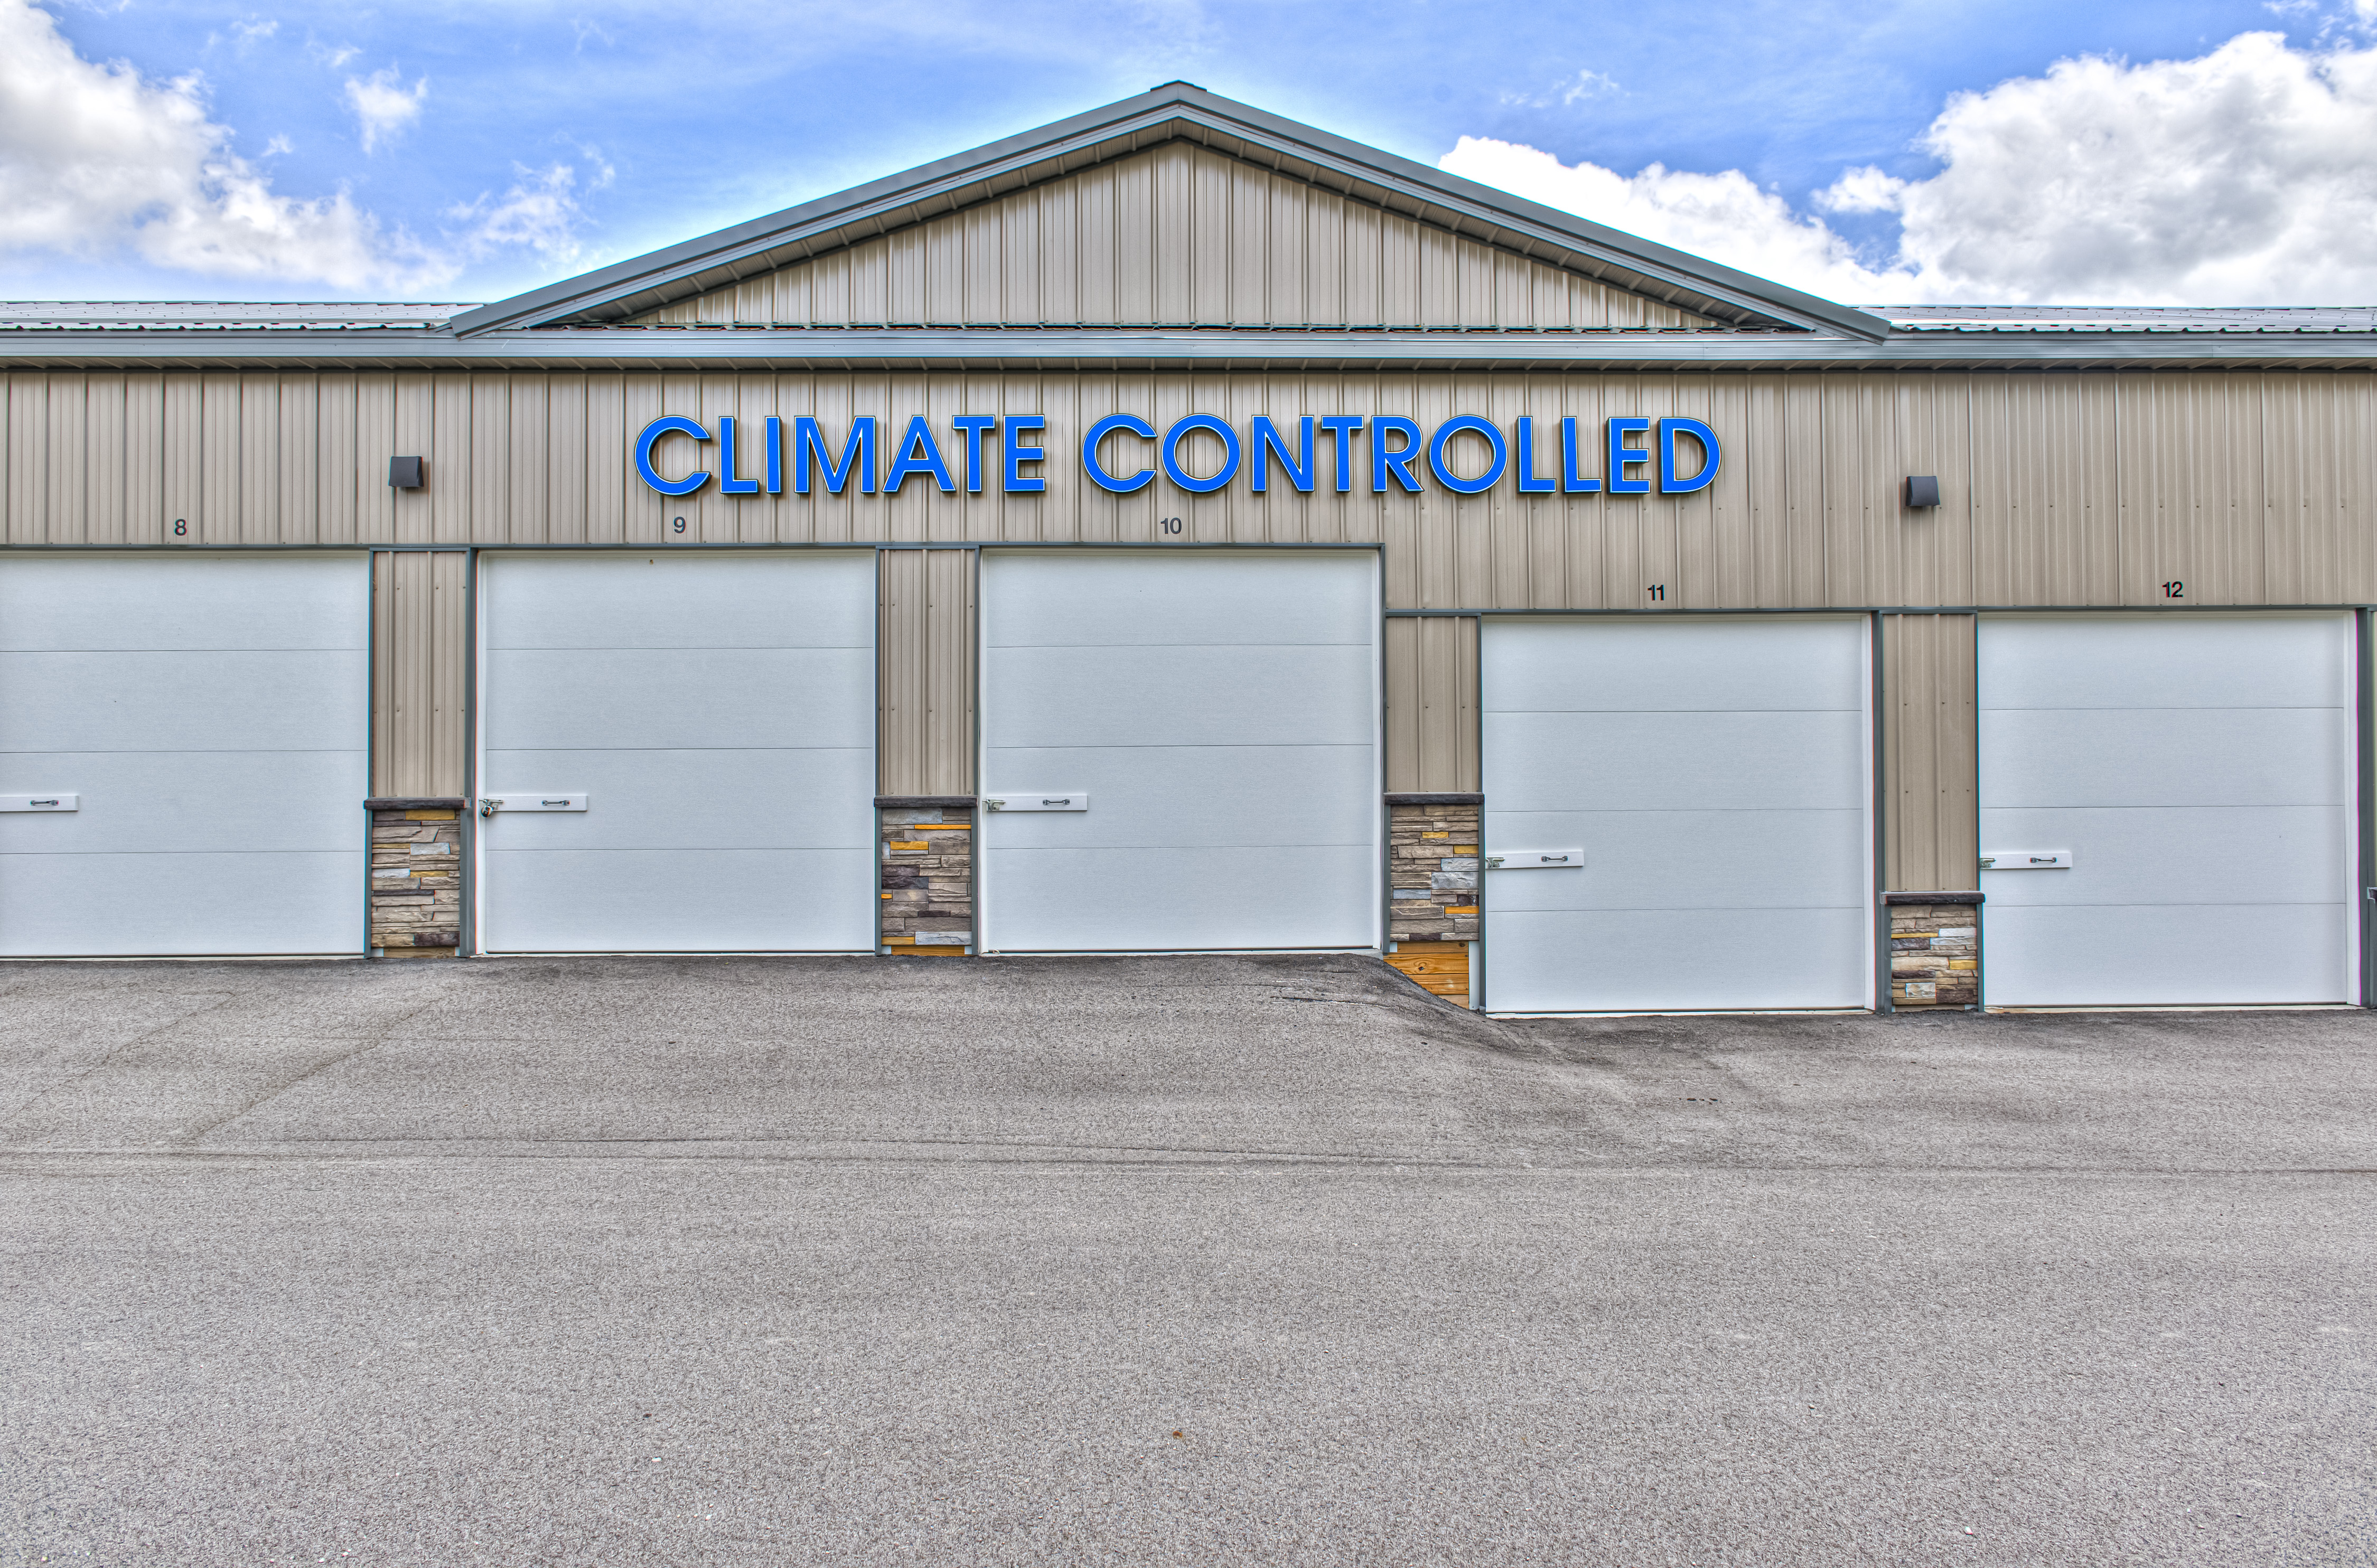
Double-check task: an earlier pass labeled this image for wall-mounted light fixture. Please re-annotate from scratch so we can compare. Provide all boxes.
[389,456,425,489]
[1904,475,1941,508]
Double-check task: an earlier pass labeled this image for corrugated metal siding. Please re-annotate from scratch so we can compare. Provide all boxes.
[370,550,468,796]
[878,547,976,794]
[1385,615,1478,792]
[1882,612,1978,891]
[13,370,2372,612]
[627,145,1716,331]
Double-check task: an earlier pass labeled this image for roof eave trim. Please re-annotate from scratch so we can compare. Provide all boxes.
[7,326,2373,370]
[449,85,1892,342]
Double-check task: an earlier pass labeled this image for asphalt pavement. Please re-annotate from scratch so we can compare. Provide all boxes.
[2,954,2371,1566]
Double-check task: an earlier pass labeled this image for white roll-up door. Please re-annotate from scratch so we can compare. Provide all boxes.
[1979,615,2358,1006]
[0,554,367,956]
[475,552,875,953]
[1482,617,1871,1012]
[978,550,1380,953]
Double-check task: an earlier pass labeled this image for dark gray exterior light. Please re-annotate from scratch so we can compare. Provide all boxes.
[389,456,425,489]
[1904,475,1941,508]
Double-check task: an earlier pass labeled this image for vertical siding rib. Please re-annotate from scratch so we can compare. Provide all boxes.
[46,374,85,546]
[926,547,975,795]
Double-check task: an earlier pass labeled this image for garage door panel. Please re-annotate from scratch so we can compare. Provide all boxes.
[985,745,1373,848]
[482,648,873,751]
[1484,808,1867,912]
[0,556,367,957]
[1484,618,1864,714]
[1980,616,2350,711]
[1977,615,2356,1007]
[485,553,876,650]
[0,750,362,854]
[1487,908,1867,1012]
[989,645,1374,749]
[1980,806,2349,907]
[0,557,364,652]
[0,851,361,956]
[476,553,876,954]
[1987,904,2351,1006]
[987,846,1375,951]
[1484,617,1869,1012]
[480,748,874,850]
[986,555,1373,649]
[480,849,872,953]
[980,551,1379,953]
[0,651,367,753]
[1980,709,2347,808]
[1486,710,1865,812]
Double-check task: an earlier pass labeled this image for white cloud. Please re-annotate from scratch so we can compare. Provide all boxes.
[447,164,592,263]
[344,65,425,153]
[261,132,292,156]
[1448,30,2377,306]
[0,0,592,292]
[1443,138,1922,301]
[1564,70,1621,104]
[310,40,361,70]
[231,16,276,45]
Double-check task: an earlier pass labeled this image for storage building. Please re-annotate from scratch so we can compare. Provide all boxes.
[3,83,2371,1013]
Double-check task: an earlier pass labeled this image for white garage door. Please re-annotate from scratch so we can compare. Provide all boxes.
[1979,615,2358,1006]
[0,554,367,956]
[476,552,875,953]
[978,551,1379,953]
[1483,617,1871,1012]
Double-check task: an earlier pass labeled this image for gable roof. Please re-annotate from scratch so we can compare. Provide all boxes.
[450,83,1893,342]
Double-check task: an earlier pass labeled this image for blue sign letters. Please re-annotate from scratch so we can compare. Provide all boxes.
[633,412,1721,500]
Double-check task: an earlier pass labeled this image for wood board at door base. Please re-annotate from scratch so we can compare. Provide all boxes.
[1387,942,1470,1001]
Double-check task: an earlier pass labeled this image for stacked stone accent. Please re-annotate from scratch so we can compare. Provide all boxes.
[369,799,463,956]
[1386,795,1482,1003]
[879,797,973,955]
[1886,893,1981,1007]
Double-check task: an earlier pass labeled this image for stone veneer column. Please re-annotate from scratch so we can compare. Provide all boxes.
[368,797,463,956]
[877,795,975,955]
[1384,792,1482,1004]
[1883,891,1982,1007]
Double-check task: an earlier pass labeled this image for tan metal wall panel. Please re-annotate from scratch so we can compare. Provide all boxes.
[123,374,163,545]
[927,547,975,795]
[50,374,86,546]
[1883,612,1978,891]
[877,547,976,795]
[371,550,469,797]
[1384,614,1478,793]
[83,373,123,547]
[240,375,277,545]
[7,374,43,546]
[13,371,2377,615]
[631,146,1714,331]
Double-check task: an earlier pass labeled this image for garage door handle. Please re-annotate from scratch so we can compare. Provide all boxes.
[480,795,590,816]
[0,794,78,812]
[1489,849,1585,870]
[982,793,1090,812]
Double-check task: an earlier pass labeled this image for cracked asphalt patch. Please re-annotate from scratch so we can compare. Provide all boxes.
[1,954,2371,1565]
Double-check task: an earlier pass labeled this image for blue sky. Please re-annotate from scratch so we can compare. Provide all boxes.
[6,0,2377,304]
